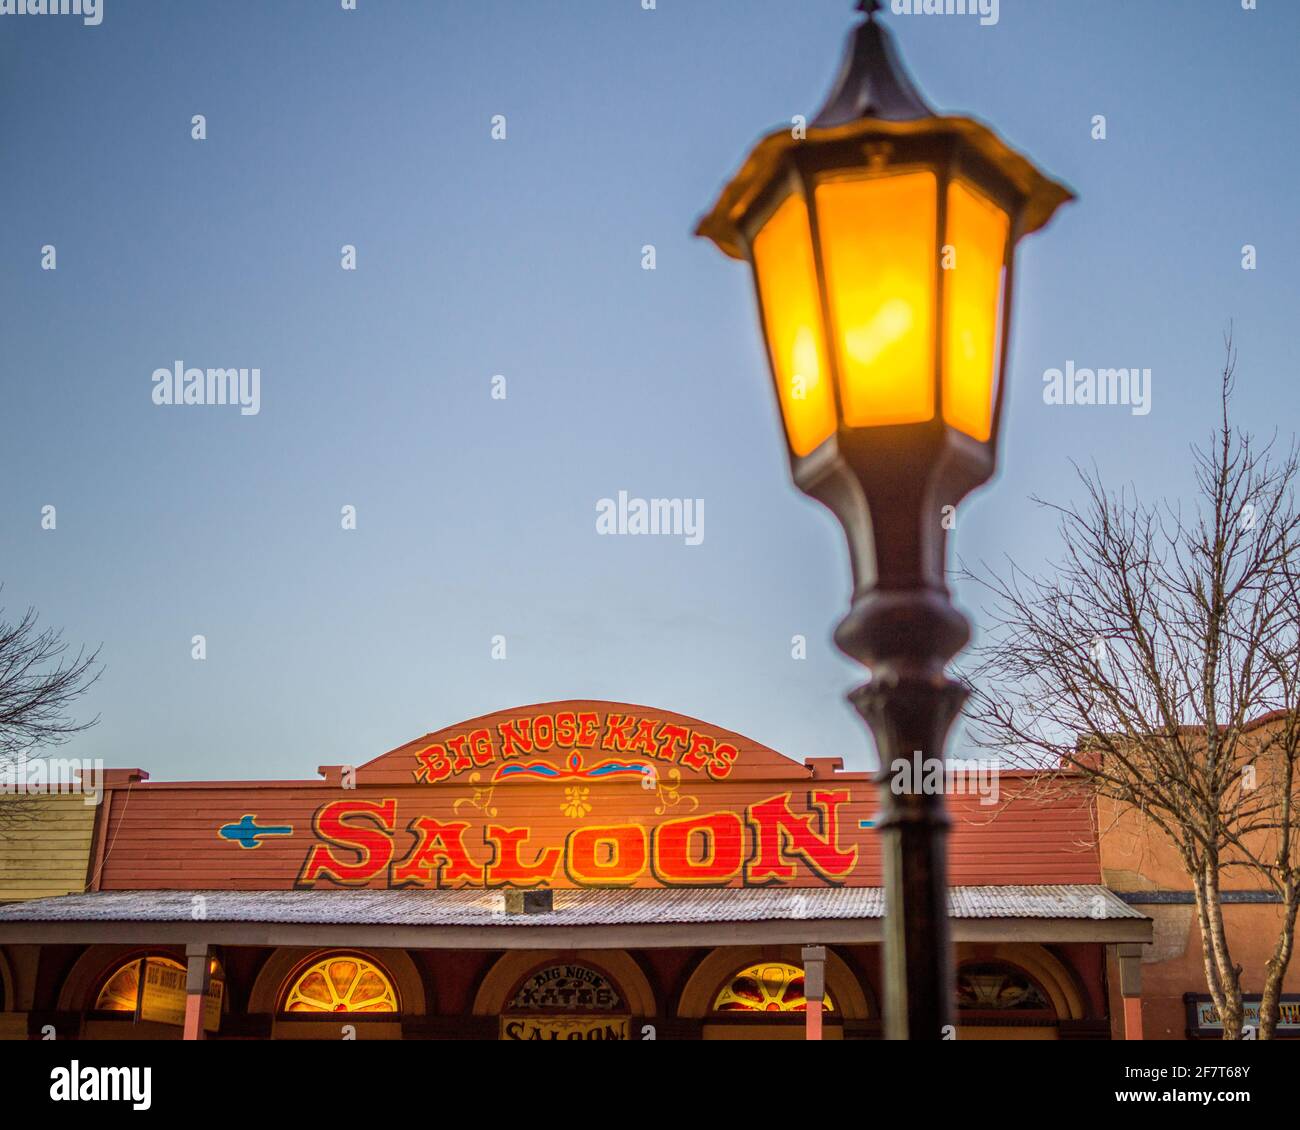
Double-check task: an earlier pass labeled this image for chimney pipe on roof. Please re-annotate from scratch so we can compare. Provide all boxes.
[505,889,554,915]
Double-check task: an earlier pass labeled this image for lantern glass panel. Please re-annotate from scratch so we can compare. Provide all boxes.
[752,192,838,457]
[941,178,1009,443]
[814,170,937,429]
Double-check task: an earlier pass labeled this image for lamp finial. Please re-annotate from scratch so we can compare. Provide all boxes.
[815,1,931,127]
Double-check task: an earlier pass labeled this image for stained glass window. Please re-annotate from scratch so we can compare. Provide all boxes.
[95,957,160,1012]
[713,963,834,1013]
[507,963,623,1013]
[283,954,398,1014]
[956,963,1051,1011]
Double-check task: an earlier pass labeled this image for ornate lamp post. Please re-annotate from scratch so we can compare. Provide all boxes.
[696,1,1072,1039]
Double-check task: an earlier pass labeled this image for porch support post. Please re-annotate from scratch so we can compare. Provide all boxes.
[1116,943,1144,1041]
[802,944,826,1041]
[183,942,211,1041]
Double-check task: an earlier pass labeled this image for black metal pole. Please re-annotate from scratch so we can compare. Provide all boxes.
[839,587,969,1040]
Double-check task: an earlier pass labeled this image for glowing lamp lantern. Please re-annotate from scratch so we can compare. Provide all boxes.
[697,2,1072,1040]
[699,4,1071,603]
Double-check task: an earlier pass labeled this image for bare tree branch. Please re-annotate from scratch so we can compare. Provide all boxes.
[957,338,1300,1038]
[0,592,101,833]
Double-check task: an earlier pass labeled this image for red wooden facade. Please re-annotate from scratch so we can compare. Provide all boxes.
[0,701,1147,1041]
[90,700,1100,892]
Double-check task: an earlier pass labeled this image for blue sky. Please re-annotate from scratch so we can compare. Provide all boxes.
[0,0,1296,780]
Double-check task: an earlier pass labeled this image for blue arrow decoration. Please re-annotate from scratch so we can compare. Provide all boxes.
[219,814,293,849]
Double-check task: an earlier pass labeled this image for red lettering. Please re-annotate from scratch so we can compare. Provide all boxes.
[498,718,534,758]
[299,799,396,886]
[413,743,453,783]
[446,734,472,774]
[468,728,495,767]
[681,731,714,772]
[653,811,744,885]
[627,718,659,757]
[566,825,648,886]
[575,712,600,748]
[656,723,689,763]
[745,790,858,883]
[709,742,738,780]
[392,818,482,886]
[602,713,635,752]
[485,825,561,886]
[554,712,578,747]
[532,713,555,750]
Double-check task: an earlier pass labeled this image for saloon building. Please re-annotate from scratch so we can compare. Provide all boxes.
[0,697,1247,1042]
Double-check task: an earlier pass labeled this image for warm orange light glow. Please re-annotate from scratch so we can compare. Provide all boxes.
[95,957,152,1012]
[284,954,398,1014]
[713,962,835,1013]
[752,193,837,456]
[814,171,937,428]
[942,179,1008,442]
[93,955,224,1033]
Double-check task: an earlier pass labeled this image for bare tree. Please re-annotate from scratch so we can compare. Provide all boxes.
[1240,571,1300,1037]
[0,596,101,831]
[961,338,1300,1039]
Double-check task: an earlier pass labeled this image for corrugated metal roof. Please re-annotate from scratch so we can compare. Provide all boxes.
[0,885,1143,927]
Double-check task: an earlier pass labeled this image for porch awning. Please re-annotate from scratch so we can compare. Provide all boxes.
[0,885,1150,948]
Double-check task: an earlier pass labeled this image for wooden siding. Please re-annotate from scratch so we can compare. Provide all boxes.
[91,779,1099,891]
[84,702,1101,891]
[0,793,95,901]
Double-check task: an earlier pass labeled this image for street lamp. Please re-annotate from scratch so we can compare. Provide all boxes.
[696,1,1072,1039]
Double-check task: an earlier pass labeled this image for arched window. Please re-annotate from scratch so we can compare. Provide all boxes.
[499,959,631,1040]
[713,962,835,1013]
[281,954,399,1014]
[956,962,1052,1012]
[93,953,225,1032]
